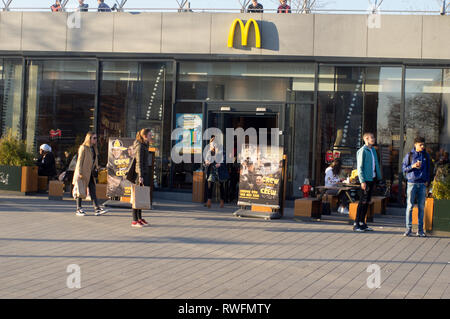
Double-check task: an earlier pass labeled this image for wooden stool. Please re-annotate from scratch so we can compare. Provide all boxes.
[38,176,48,192]
[48,180,64,200]
[323,194,339,211]
[295,198,322,219]
[192,171,205,203]
[372,196,387,215]
[349,201,375,223]
[412,198,434,232]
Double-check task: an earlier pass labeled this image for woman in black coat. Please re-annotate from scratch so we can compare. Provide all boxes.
[37,144,57,180]
[203,139,229,208]
[130,128,152,228]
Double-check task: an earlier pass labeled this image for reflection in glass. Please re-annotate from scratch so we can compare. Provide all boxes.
[405,68,442,157]
[172,102,203,190]
[317,66,364,184]
[0,59,23,138]
[98,61,173,189]
[24,60,96,163]
[441,69,450,152]
[286,103,314,197]
[364,67,402,201]
[178,62,314,102]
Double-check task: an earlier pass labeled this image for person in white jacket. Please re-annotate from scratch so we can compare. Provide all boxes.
[324,159,348,214]
[325,160,341,187]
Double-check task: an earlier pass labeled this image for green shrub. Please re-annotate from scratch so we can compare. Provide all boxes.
[432,164,450,200]
[0,129,35,166]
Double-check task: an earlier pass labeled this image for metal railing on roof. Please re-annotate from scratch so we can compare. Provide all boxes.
[0,6,444,15]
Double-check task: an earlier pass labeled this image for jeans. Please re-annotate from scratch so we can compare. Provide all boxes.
[405,183,426,232]
[355,181,375,226]
[132,209,142,222]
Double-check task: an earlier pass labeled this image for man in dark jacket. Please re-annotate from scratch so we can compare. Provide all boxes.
[78,0,89,12]
[247,0,264,13]
[402,136,431,237]
[37,144,57,179]
[97,0,111,12]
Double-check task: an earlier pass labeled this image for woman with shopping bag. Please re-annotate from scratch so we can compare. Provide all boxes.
[72,131,108,216]
[129,128,152,228]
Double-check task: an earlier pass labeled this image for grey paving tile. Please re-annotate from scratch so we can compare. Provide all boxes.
[1,194,449,299]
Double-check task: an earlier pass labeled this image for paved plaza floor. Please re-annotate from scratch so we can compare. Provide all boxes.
[0,194,448,299]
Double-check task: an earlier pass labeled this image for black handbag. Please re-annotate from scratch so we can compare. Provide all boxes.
[126,158,137,183]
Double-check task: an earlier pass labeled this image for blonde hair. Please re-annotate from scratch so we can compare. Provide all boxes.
[136,128,151,144]
[82,131,98,153]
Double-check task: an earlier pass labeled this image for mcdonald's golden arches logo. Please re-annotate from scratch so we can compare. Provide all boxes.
[227,18,261,48]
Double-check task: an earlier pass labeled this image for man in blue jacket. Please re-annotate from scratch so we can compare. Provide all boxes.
[355,132,382,232]
[97,0,111,12]
[402,136,430,237]
[78,0,89,12]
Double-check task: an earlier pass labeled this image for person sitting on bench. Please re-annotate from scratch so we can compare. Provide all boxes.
[324,158,349,214]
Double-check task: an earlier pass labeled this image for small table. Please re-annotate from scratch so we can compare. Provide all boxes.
[315,184,360,203]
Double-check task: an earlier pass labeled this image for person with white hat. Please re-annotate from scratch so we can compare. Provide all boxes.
[37,144,57,179]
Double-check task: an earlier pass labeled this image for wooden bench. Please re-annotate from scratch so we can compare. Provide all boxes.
[48,180,64,200]
[412,198,434,232]
[38,176,48,192]
[295,198,322,219]
[96,183,108,200]
[349,201,375,223]
[322,193,339,211]
[372,196,387,215]
[192,171,205,203]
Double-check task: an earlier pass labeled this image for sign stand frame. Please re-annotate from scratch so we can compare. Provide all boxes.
[233,154,287,221]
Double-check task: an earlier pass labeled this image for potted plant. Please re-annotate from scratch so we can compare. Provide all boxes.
[430,164,450,235]
[0,130,37,194]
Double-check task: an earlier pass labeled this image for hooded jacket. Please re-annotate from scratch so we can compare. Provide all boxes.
[402,148,431,184]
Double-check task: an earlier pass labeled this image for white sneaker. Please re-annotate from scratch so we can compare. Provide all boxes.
[337,206,344,214]
[342,207,349,215]
[76,209,86,216]
[94,207,109,216]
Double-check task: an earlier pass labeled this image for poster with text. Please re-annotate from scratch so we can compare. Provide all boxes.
[106,137,135,198]
[238,145,283,208]
[174,113,203,155]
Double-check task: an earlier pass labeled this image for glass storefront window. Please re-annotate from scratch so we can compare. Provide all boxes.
[365,67,402,201]
[317,66,365,183]
[98,61,173,189]
[441,69,450,153]
[172,102,203,190]
[405,68,443,159]
[286,103,314,197]
[0,59,23,138]
[178,62,314,102]
[24,60,96,166]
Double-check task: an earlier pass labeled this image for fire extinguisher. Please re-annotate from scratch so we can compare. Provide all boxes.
[301,178,312,198]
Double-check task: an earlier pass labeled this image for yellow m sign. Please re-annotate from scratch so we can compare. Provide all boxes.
[227,18,261,48]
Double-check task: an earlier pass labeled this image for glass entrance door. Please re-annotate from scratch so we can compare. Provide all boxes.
[205,102,284,159]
